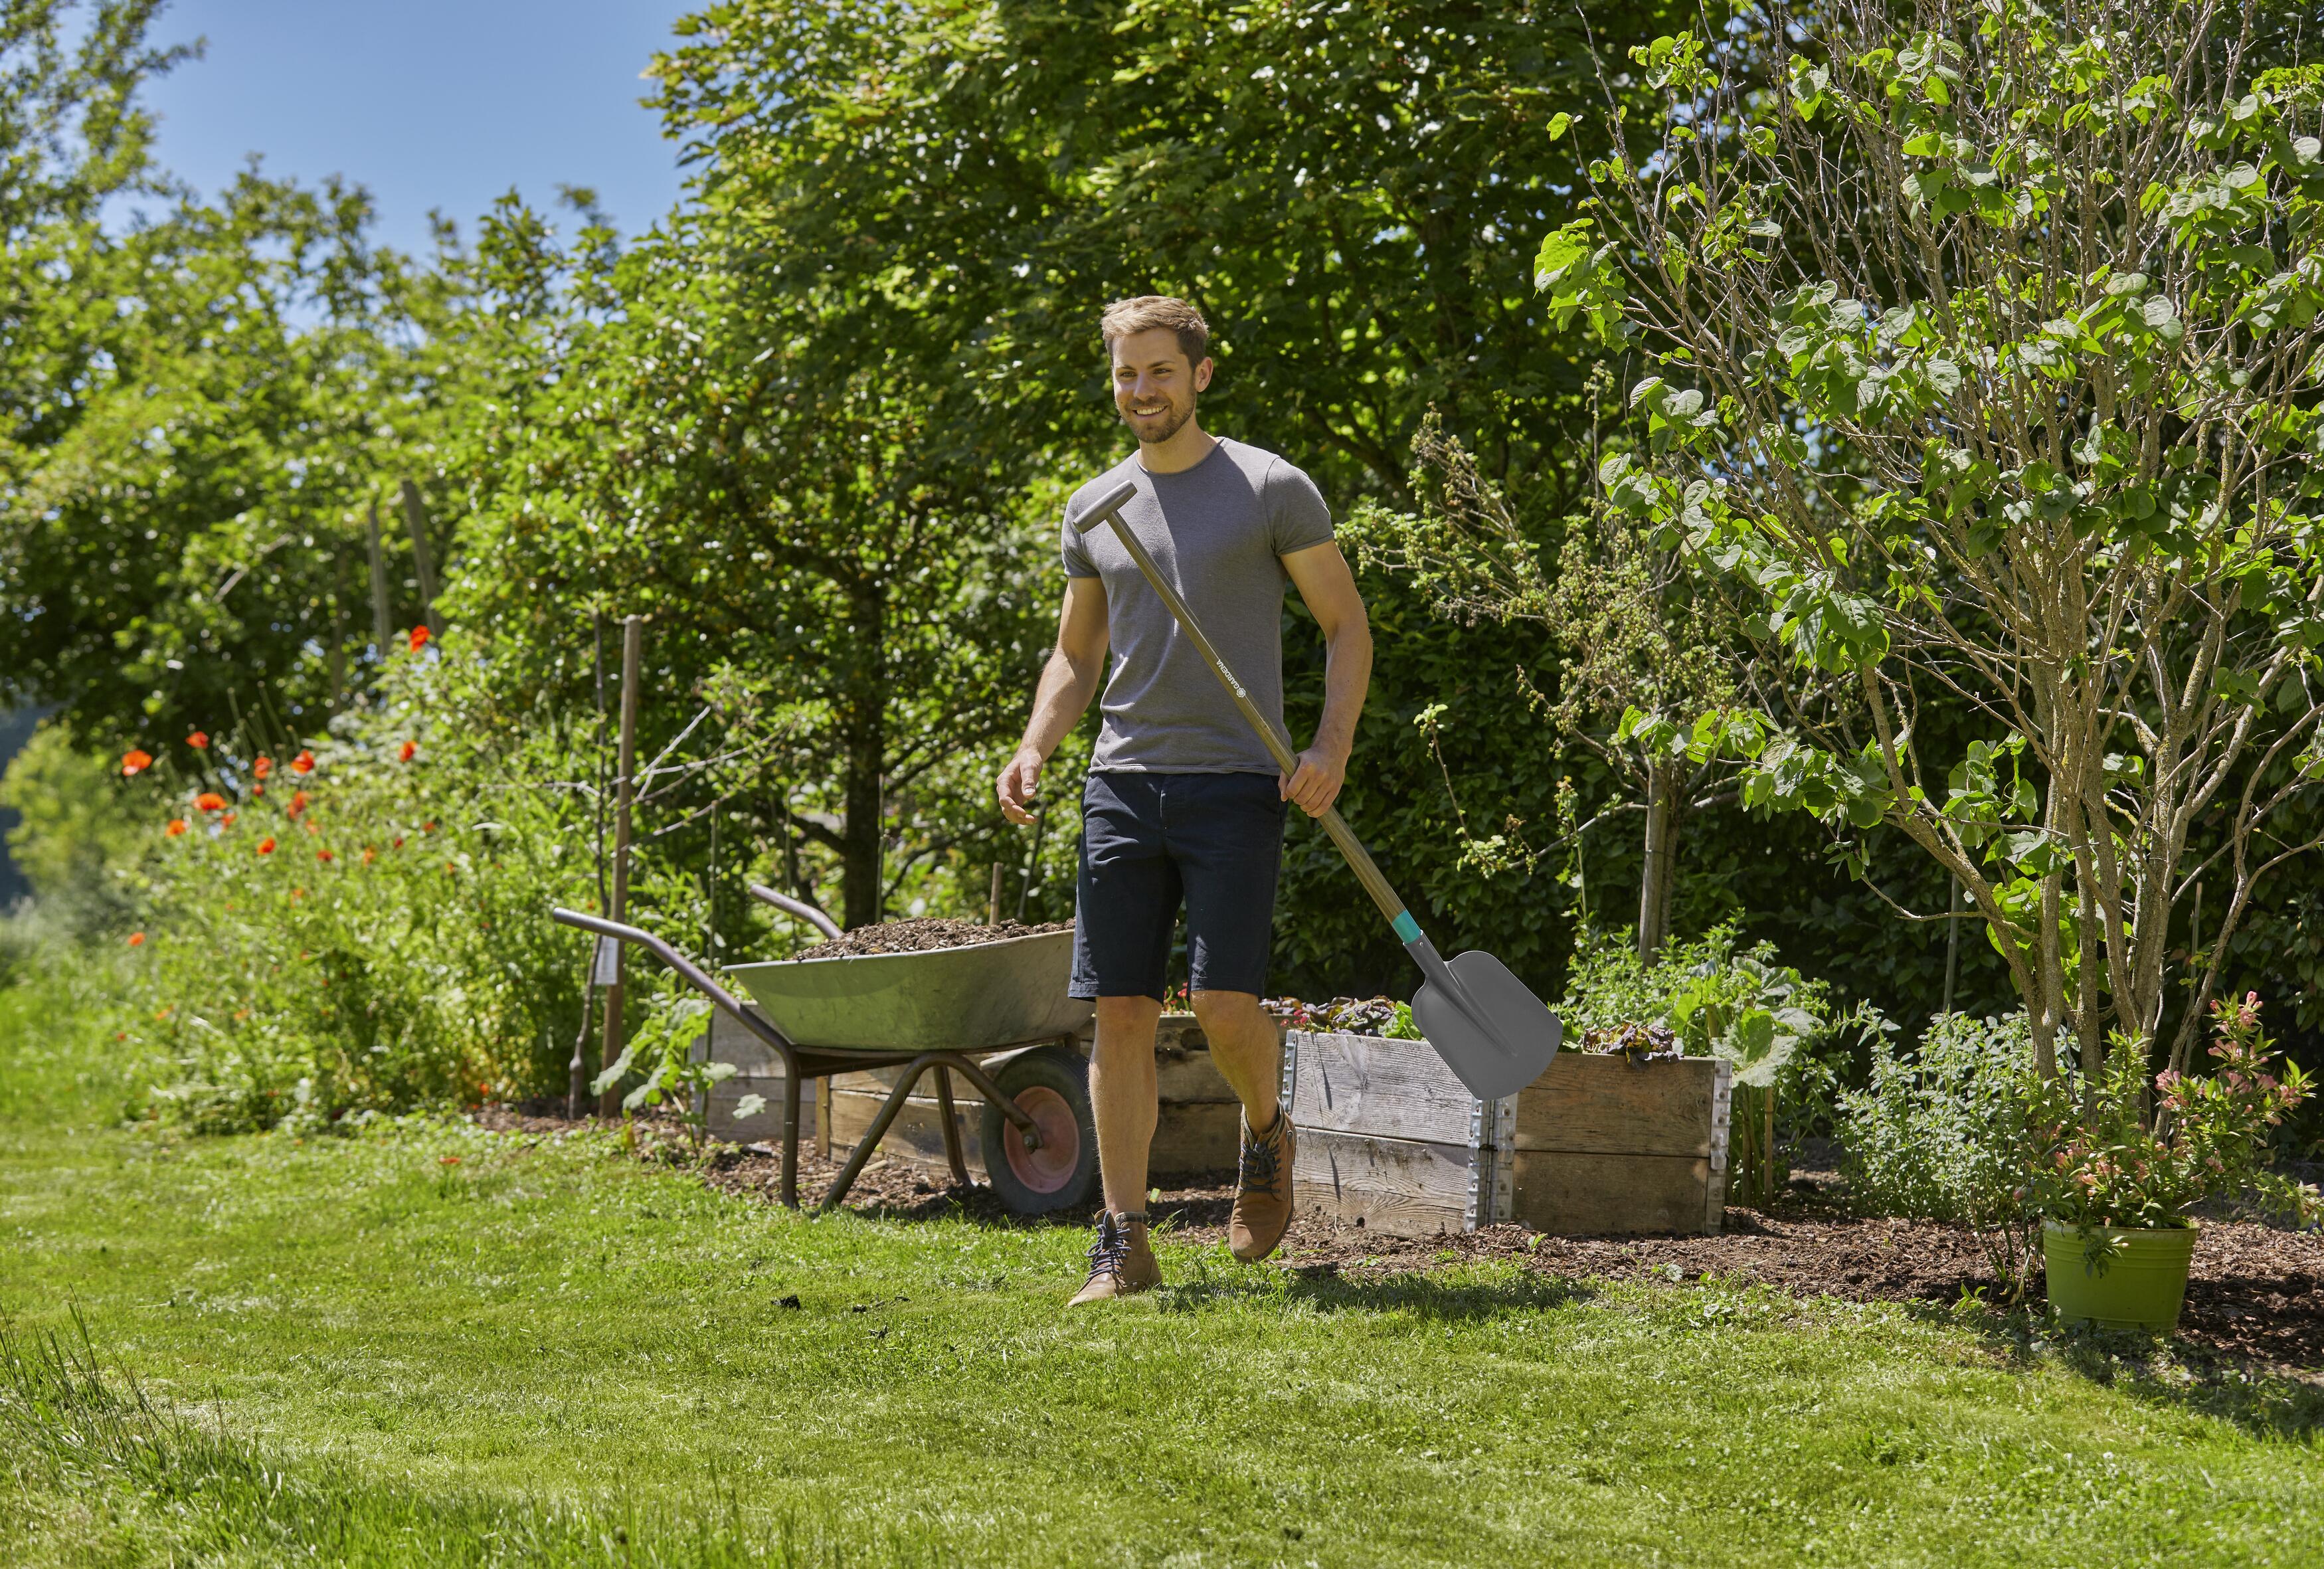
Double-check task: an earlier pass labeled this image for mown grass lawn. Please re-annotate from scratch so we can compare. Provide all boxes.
[2,980,2318,1568]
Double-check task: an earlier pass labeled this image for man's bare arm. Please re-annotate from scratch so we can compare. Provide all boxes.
[1279,541,1372,818]
[997,576,1111,824]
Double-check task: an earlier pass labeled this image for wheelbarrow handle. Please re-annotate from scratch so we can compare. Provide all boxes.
[551,907,796,1060]
[746,883,843,941]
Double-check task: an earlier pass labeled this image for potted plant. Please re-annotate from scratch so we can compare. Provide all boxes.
[2027,996,2313,1331]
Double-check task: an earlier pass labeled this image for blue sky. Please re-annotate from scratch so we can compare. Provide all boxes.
[135,1,701,256]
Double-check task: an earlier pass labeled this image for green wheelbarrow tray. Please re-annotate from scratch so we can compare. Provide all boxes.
[724,929,1093,1051]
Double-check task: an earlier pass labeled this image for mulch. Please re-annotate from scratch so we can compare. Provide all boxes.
[474,1106,2323,1378]
[786,918,1072,961]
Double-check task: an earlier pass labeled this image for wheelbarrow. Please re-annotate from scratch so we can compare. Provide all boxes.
[551,891,1098,1217]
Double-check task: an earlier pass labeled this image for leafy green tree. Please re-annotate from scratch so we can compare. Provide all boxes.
[1538,0,2324,1077]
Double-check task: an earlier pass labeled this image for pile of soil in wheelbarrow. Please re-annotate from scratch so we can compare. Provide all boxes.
[789,917,1072,961]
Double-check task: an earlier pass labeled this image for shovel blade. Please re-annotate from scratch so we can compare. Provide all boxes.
[1411,949,1563,1101]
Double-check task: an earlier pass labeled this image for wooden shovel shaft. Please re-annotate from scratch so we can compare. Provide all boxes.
[1075,482,1416,939]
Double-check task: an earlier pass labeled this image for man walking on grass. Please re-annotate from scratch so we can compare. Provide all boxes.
[996,296,1373,1306]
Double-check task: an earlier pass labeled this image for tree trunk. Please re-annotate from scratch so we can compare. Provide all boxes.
[1637,761,1674,962]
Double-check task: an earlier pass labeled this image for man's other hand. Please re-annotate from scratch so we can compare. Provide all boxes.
[1279,746,1346,818]
[997,748,1045,824]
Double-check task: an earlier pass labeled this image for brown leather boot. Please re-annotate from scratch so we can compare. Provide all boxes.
[1228,1108,1296,1262]
[1066,1211,1162,1307]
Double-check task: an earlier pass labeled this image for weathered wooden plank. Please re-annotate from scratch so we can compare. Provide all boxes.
[703,1005,787,1079]
[1509,1151,1718,1236]
[1150,1102,1240,1175]
[1291,1127,1476,1238]
[1154,1043,1241,1104]
[705,1075,814,1145]
[1508,1054,1721,1158]
[828,1089,982,1173]
[1287,1030,1474,1146]
[826,1089,1235,1180]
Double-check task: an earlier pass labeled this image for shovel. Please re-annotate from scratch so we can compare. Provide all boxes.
[1074,479,1561,1101]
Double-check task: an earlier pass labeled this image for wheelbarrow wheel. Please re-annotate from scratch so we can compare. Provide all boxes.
[980,1044,1098,1215]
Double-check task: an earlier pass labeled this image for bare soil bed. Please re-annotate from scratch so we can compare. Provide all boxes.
[476,1105,2322,1378]
[786,917,1071,961]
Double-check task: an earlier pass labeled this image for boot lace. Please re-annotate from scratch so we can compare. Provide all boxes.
[1082,1211,1149,1289]
[1237,1117,1285,1200]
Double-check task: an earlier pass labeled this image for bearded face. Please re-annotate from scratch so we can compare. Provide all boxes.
[1111,327,1210,446]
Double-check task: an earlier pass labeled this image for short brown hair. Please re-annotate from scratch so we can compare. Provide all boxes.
[1101,296,1209,367]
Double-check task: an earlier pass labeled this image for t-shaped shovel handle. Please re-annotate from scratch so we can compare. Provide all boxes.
[1071,480,1428,950]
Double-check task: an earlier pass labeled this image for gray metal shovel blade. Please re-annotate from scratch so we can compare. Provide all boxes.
[1409,949,1564,1101]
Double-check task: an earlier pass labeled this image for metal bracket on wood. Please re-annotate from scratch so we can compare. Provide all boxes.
[1706,1059,1734,1235]
[1463,1094,1517,1230]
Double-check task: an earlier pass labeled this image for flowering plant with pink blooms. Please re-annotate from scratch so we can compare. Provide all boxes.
[2026,995,2315,1235]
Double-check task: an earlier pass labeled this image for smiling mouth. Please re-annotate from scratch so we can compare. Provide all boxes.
[1128,403,1168,416]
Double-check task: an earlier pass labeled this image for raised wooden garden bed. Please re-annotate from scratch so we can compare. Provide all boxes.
[699,1004,828,1149]
[1285,1029,1732,1238]
[818,1012,1245,1180]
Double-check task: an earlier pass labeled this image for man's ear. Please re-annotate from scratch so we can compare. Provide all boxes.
[1194,356,1214,393]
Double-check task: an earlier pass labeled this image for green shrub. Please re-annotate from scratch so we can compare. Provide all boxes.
[1837,1012,2044,1291]
[110,658,600,1132]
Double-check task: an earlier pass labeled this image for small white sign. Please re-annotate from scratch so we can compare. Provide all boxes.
[592,935,622,986]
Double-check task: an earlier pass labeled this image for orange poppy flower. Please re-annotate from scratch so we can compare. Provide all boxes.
[316,848,335,863]
[256,836,276,855]
[253,755,274,780]
[186,731,209,749]
[440,1154,462,1166]
[165,818,188,837]
[127,932,145,947]
[195,791,227,813]
[121,749,153,777]
[291,749,315,775]
[220,811,237,826]
[362,846,377,865]
[410,626,430,652]
[399,739,416,762]
[288,790,310,818]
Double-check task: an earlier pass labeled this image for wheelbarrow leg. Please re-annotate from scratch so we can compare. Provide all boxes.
[934,1066,969,1187]
[820,1055,940,1214]
[780,1067,804,1210]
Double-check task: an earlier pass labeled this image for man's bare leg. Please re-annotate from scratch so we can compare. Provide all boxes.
[1190,989,1280,1129]
[1090,994,1162,1214]
[1194,989,1296,1261]
[1069,994,1164,1305]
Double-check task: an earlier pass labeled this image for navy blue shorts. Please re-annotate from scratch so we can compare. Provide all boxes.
[1069,771,1287,1001]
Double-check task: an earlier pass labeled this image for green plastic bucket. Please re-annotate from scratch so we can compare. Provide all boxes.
[2042,1221,2198,1331]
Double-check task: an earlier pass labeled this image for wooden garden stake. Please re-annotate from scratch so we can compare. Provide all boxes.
[365,500,393,653]
[398,480,445,638]
[1942,874,1961,1017]
[597,614,644,1118]
[987,862,1004,925]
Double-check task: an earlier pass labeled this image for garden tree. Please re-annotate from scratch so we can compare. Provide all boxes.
[1536,0,2324,1078]
[4,3,478,744]
[2,169,462,743]
[1346,405,1769,961]
[1,0,187,460]
[445,202,1056,932]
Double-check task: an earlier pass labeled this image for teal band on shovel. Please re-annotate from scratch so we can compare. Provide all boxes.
[1073,479,1562,1101]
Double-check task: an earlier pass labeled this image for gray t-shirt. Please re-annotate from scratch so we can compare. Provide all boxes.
[1061,436,1335,773]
